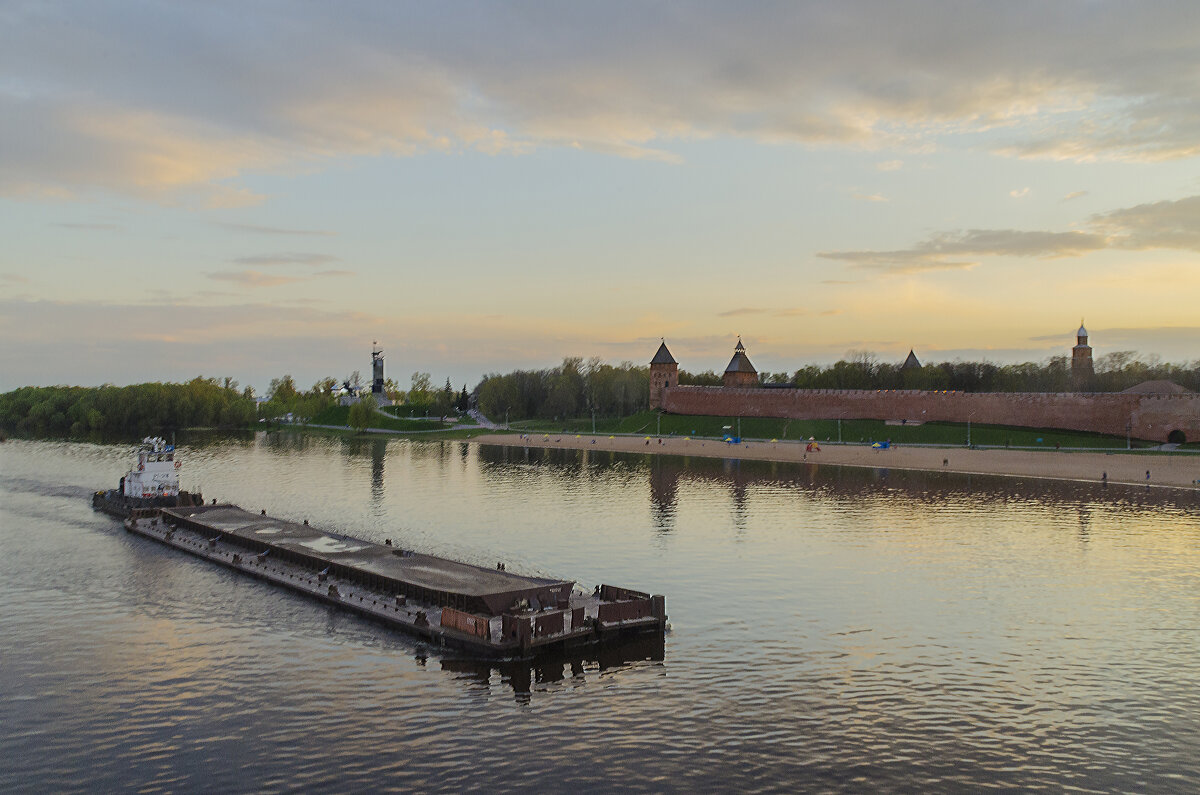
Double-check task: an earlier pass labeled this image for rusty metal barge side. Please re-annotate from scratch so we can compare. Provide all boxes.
[125,505,666,659]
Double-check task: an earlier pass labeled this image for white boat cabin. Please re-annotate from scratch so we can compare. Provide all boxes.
[123,437,181,498]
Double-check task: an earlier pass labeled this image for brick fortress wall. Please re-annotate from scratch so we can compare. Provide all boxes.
[661,386,1200,443]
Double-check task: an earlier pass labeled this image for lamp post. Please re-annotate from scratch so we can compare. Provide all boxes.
[1127,418,1132,450]
[967,412,975,448]
[737,416,741,440]
[592,409,596,435]
[657,412,661,437]
[505,408,509,430]
[837,415,842,444]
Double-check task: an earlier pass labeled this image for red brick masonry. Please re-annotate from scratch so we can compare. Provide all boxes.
[662,386,1200,443]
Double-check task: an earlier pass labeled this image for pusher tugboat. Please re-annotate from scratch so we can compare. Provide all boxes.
[92,436,203,518]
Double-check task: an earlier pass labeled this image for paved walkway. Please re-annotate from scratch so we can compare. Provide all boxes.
[479,433,1200,490]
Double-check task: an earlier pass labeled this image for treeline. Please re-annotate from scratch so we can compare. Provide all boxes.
[0,378,257,436]
[720,351,1200,393]
[475,358,648,422]
[0,369,471,438]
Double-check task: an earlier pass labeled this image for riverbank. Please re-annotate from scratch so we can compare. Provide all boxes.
[477,433,1200,490]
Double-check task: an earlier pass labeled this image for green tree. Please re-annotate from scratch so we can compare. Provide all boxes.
[384,377,405,403]
[348,395,377,432]
[433,378,455,418]
[409,372,433,407]
[269,375,298,402]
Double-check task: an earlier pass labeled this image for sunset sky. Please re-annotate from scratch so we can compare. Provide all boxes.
[3,1,1200,394]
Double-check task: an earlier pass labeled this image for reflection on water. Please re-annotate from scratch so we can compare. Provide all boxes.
[441,633,666,705]
[3,434,1200,792]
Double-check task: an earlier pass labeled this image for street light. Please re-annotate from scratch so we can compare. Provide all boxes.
[967,411,975,448]
[837,415,842,444]
[1127,418,1132,450]
[657,412,661,437]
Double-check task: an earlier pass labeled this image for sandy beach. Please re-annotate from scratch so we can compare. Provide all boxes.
[477,433,1200,490]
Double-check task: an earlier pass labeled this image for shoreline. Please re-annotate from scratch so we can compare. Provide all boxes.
[474,433,1200,491]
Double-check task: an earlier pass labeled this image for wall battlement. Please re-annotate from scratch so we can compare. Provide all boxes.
[660,385,1200,443]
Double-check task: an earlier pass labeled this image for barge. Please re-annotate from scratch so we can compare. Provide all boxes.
[125,503,666,659]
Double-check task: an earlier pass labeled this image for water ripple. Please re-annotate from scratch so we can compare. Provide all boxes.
[3,436,1200,791]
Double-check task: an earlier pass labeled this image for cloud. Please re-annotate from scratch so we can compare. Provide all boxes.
[717,307,818,318]
[1009,187,1030,198]
[852,192,888,202]
[216,222,334,237]
[1,273,30,284]
[1063,190,1088,201]
[1089,195,1200,251]
[0,95,274,204]
[819,194,1200,273]
[208,270,304,288]
[231,252,339,267]
[53,222,121,230]
[207,267,354,287]
[5,2,1200,200]
[0,296,381,389]
[876,160,903,172]
[817,249,981,274]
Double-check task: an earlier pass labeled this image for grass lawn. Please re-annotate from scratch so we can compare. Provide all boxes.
[299,404,1166,450]
[310,404,447,432]
[507,410,1153,449]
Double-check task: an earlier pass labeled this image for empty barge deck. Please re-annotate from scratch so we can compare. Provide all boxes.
[129,504,665,658]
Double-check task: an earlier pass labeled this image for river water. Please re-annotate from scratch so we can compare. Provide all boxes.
[2,433,1199,792]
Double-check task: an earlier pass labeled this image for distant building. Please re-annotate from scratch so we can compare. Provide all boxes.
[339,342,392,406]
[723,338,758,388]
[371,341,386,400]
[901,350,921,370]
[649,340,678,410]
[1072,321,1094,386]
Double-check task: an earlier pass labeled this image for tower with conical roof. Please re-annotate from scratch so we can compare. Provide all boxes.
[901,349,921,370]
[723,337,758,388]
[649,339,678,409]
[1071,320,1094,387]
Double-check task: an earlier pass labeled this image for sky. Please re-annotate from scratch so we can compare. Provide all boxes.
[3,1,1200,395]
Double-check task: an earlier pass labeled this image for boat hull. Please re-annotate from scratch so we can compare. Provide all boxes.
[92,489,204,518]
